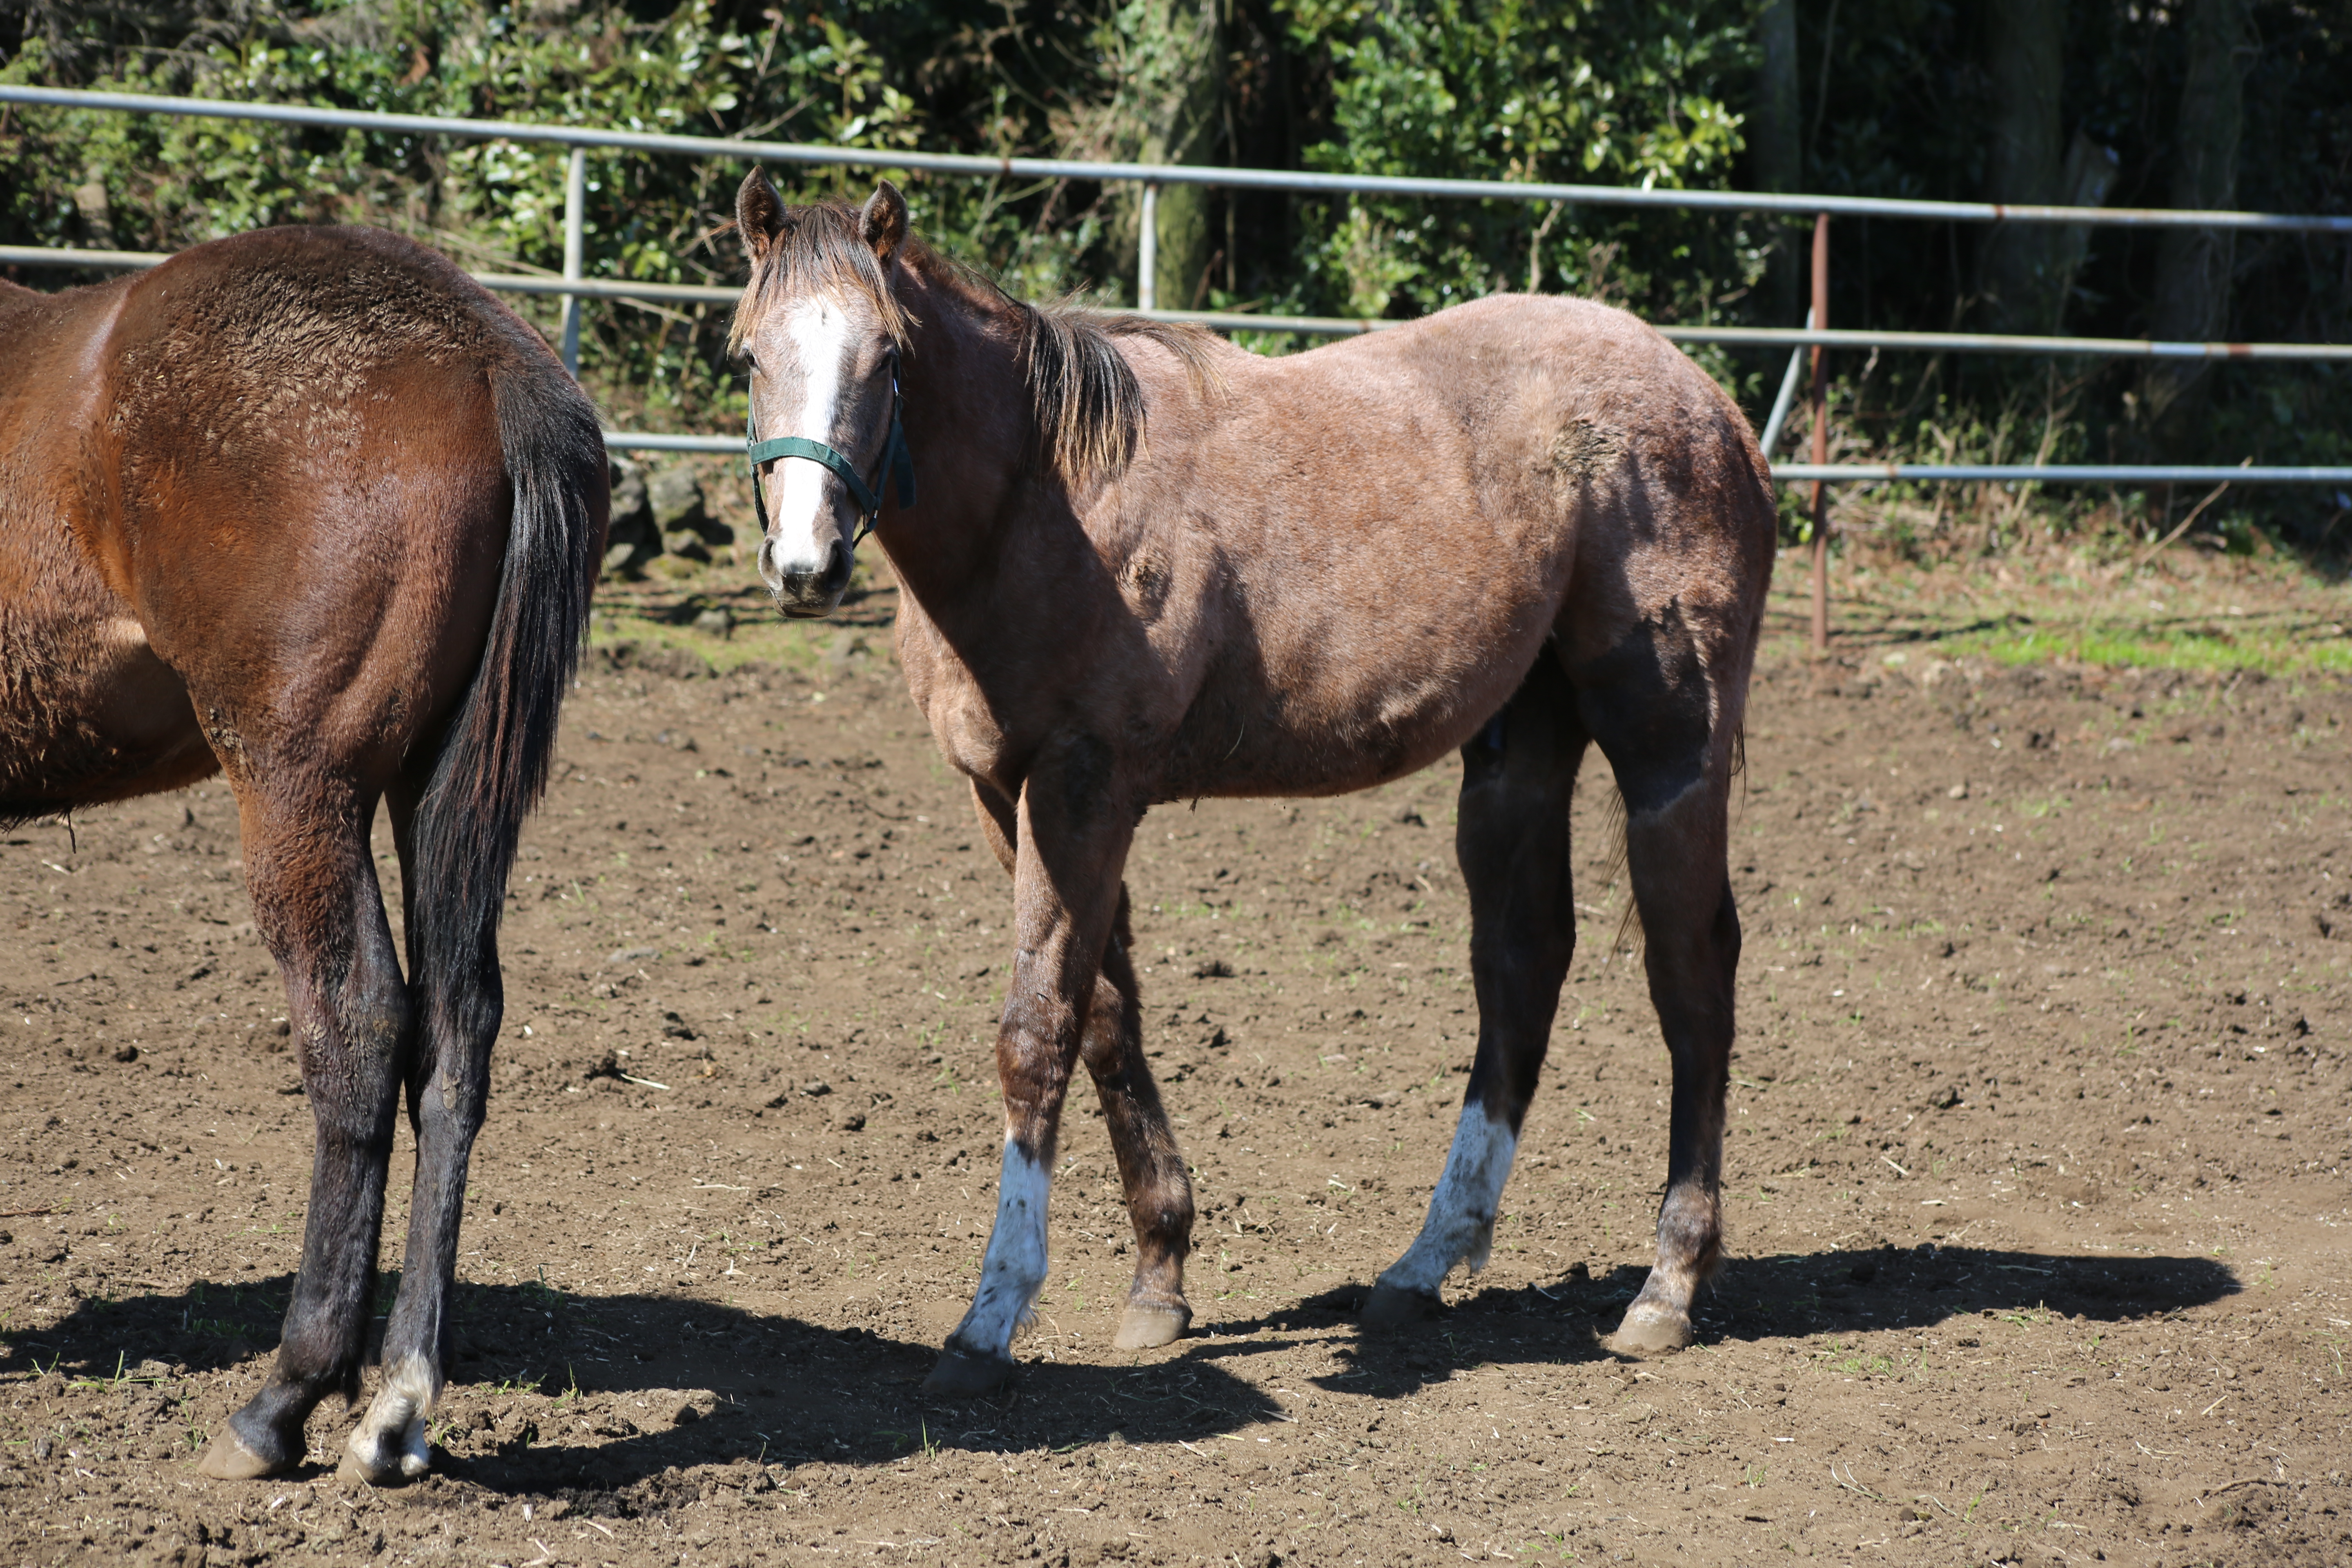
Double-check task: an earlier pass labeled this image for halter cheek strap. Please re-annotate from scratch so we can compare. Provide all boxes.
[745,381,916,546]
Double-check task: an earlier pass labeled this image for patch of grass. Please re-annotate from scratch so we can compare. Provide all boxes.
[1946,622,2352,677]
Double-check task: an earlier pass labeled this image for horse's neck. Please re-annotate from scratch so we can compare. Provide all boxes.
[882,261,1032,617]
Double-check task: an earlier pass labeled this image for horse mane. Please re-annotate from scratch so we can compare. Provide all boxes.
[733,200,1223,487]
[1017,305,1224,485]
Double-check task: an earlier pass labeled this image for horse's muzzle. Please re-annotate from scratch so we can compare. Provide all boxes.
[760,532,853,618]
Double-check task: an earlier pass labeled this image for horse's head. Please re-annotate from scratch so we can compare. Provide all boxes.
[731,171,913,618]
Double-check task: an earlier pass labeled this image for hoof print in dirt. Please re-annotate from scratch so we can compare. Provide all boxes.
[1358,1283,1443,1330]
[922,1346,1017,1397]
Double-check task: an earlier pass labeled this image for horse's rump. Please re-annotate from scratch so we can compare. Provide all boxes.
[0,226,598,811]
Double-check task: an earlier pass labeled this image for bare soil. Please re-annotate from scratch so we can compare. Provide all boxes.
[4,557,2350,1568]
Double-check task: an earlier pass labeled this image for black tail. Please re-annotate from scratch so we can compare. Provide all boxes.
[406,345,606,1024]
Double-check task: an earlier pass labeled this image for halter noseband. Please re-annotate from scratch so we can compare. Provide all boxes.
[744,373,916,546]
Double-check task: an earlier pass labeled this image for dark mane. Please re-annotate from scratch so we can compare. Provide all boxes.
[1016,303,1225,485]
[734,202,1224,486]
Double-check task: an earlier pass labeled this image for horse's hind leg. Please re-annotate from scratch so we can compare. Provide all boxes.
[1080,886,1194,1350]
[341,762,504,1484]
[1577,617,1746,1355]
[199,780,410,1479]
[1365,656,1583,1325]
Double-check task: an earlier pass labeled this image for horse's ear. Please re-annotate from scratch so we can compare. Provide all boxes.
[859,180,908,265]
[736,168,787,263]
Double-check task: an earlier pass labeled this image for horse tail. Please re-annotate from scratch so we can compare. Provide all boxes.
[405,343,607,1025]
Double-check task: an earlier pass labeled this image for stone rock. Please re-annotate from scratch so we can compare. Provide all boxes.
[603,457,657,577]
[649,466,707,533]
[649,464,735,551]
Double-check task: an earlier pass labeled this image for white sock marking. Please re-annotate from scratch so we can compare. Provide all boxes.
[951,1140,1050,1359]
[761,299,857,576]
[1377,1100,1518,1296]
[346,1351,437,1479]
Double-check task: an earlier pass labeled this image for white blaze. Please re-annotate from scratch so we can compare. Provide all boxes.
[951,1139,1051,1359]
[762,298,858,577]
[1376,1100,1518,1295]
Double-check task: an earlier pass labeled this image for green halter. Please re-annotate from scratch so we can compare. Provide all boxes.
[744,375,916,545]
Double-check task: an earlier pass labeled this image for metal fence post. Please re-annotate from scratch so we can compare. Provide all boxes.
[1756,306,1814,457]
[1138,182,1159,312]
[559,147,586,381]
[1808,213,1831,658]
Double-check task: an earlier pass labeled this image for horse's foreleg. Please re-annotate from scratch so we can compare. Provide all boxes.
[341,775,503,1483]
[926,741,1136,1395]
[1581,649,1742,1356]
[200,782,409,1479]
[1080,886,1194,1350]
[1366,660,1582,1326]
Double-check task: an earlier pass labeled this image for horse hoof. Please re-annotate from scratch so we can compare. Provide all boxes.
[337,1429,428,1488]
[922,1346,1016,1397]
[196,1424,285,1481]
[1605,1301,1693,1356]
[1112,1301,1191,1351]
[1359,1282,1441,1330]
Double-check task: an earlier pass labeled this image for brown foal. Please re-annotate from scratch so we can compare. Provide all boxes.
[728,173,1775,1392]
[1,227,606,1479]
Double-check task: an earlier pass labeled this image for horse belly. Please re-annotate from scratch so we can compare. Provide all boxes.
[1156,655,1507,803]
[0,604,211,814]
[1158,566,1558,802]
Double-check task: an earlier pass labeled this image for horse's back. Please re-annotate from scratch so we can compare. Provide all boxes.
[1272,291,1773,649]
[1093,291,1773,799]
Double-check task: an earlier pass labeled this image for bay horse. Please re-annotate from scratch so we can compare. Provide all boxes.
[0,227,606,1480]
[729,173,1773,1393]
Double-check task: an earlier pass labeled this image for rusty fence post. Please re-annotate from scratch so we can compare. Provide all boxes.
[1808,212,1831,658]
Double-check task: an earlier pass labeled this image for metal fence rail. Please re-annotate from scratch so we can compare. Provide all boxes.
[605,431,2352,483]
[5,84,2350,232]
[13,247,2349,364]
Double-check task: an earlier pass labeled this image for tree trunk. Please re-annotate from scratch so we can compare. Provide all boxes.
[1976,0,2068,335]
[2134,0,2254,443]
[1751,0,1804,323]
[1125,0,1224,310]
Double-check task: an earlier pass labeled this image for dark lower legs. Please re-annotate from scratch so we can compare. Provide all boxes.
[200,786,410,1480]
[341,777,503,1483]
[1080,891,1194,1349]
[1576,617,1744,1354]
[1368,659,1583,1323]
[1608,808,1739,1353]
[196,760,512,1484]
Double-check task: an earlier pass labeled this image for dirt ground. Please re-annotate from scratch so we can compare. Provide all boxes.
[4,552,2350,1568]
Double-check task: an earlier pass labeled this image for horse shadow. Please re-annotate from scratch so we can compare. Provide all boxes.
[1189,1245,2241,1398]
[3,1245,2236,1486]
[2,1272,1283,1491]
